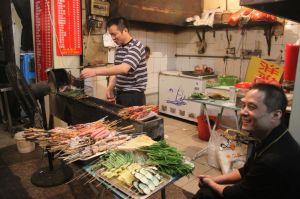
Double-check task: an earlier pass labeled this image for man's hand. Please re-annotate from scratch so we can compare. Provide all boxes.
[198,175,212,187]
[106,88,115,103]
[80,68,97,78]
[198,175,226,196]
[203,177,216,186]
[203,178,226,196]
[197,170,242,197]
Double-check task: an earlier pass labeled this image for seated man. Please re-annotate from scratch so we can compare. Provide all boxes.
[194,83,300,199]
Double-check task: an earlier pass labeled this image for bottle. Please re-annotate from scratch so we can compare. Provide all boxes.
[229,86,237,104]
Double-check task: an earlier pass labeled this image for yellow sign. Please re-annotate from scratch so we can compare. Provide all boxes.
[245,56,284,82]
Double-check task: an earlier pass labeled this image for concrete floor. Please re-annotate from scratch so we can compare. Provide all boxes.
[162,116,221,194]
[0,116,221,199]
[0,126,16,148]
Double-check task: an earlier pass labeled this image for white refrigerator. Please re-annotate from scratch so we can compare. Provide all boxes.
[159,71,216,122]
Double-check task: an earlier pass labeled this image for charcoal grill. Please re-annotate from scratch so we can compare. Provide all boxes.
[47,69,164,140]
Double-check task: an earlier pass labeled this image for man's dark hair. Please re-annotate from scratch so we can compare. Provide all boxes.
[250,83,288,115]
[106,17,130,31]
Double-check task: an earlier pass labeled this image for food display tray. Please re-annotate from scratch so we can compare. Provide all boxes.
[84,166,172,199]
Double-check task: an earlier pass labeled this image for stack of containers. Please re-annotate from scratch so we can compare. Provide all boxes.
[20,53,36,84]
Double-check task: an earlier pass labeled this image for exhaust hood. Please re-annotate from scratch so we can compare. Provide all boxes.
[110,0,203,26]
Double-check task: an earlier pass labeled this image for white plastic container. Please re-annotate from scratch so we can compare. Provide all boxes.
[14,131,35,153]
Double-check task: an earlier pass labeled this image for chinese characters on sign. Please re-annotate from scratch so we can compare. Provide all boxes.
[54,0,82,56]
[245,56,284,82]
[257,60,280,80]
[34,0,53,81]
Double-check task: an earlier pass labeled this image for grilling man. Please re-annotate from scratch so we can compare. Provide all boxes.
[81,17,147,107]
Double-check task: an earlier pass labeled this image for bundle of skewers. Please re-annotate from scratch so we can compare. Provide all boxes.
[118,105,159,120]
[22,118,137,163]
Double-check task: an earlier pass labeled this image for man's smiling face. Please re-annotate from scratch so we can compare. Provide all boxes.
[240,89,274,137]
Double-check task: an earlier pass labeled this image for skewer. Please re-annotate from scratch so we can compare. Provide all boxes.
[66,158,82,164]
[79,172,91,180]
[107,120,121,128]
[119,125,134,131]
[69,143,90,150]
[54,144,70,158]
[73,167,85,174]
[83,174,95,185]
[95,182,104,188]
[66,171,89,184]
[85,177,97,185]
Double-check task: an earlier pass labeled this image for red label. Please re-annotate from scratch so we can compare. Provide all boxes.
[34,0,53,81]
[54,0,82,56]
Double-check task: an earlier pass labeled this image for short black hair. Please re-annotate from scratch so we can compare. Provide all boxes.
[106,17,130,31]
[250,83,287,115]
[145,46,151,60]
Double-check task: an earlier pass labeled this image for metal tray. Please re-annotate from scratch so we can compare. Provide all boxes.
[94,170,172,199]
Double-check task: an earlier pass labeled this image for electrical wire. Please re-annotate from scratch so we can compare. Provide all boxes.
[236,30,247,80]
[84,24,93,66]
[82,25,94,86]
[240,32,245,80]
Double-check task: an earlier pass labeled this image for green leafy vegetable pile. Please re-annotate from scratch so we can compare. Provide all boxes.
[191,92,207,99]
[141,140,194,176]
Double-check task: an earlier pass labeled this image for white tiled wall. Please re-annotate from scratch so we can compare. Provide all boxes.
[128,21,300,104]
[130,29,176,95]
[84,76,107,99]
[174,21,300,81]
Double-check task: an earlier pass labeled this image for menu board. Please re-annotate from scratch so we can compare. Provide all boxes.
[54,0,82,56]
[34,0,53,81]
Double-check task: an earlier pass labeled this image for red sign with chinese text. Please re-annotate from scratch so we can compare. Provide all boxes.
[54,0,82,56]
[34,0,53,81]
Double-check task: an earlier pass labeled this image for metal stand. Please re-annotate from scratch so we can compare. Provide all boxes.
[0,86,13,133]
[31,150,73,187]
[4,64,73,187]
[161,187,166,199]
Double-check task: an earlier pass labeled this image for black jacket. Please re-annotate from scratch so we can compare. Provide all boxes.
[223,124,300,199]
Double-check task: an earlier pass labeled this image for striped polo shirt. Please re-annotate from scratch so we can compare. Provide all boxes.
[114,38,147,92]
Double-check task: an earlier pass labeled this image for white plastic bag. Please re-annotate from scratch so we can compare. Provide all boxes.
[207,129,226,168]
[217,143,247,174]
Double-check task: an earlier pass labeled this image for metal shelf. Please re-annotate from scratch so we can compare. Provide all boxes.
[185,21,283,56]
[185,21,280,31]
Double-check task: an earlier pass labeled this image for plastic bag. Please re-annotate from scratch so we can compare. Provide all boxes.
[208,128,248,171]
[217,143,247,174]
[207,129,226,168]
